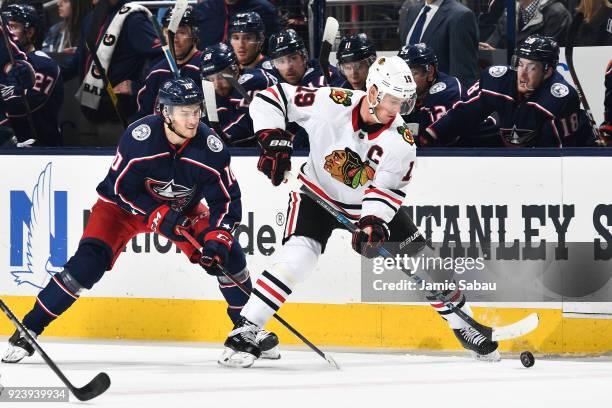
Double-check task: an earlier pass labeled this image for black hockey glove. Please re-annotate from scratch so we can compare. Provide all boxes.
[145,205,191,242]
[5,60,35,95]
[257,128,293,186]
[197,227,233,274]
[599,122,612,145]
[351,215,390,259]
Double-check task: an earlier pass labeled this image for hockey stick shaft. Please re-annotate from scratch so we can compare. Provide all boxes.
[0,299,111,401]
[565,13,606,146]
[319,17,339,86]
[221,74,252,103]
[0,14,38,141]
[287,171,539,341]
[149,15,180,79]
[167,0,188,65]
[179,230,340,369]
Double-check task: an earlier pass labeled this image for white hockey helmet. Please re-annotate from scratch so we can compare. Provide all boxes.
[365,56,417,119]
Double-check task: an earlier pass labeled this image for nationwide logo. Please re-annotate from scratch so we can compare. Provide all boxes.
[9,163,67,289]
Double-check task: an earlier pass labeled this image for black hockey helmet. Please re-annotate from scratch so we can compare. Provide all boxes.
[200,43,238,76]
[268,29,306,60]
[161,5,198,37]
[513,35,559,70]
[228,12,265,38]
[336,33,376,64]
[2,4,41,31]
[158,77,203,108]
[398,43,438,71]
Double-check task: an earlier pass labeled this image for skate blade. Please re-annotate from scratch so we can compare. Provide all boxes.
[218,347,257,368]
[260,346,281,360]
[470,350,501,362]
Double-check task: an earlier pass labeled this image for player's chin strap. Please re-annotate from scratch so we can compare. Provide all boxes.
[163,109,189,140]
[367,90,384,124]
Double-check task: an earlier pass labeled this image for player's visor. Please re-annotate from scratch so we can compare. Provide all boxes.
[339,59,370,75]
[510,56,542,73]
[380,92,417,116]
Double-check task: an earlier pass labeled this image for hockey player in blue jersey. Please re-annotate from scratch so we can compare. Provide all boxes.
[398,43,498,147]
[2,78,279,364]
[336,33,376,91]
[135,5,202,120]
[200,42,276,146]
[428,35,591,147]
[601,59,611,142]
[0,4,63,146]
[228,12,272,71]
[267,29,344,88]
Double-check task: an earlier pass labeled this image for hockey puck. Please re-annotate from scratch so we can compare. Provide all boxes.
[520,351,535,367]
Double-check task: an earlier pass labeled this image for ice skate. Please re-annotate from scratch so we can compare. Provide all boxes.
[256,329,280,360]
[453,326,501,362]
[2,329,36,363]
[218,317,261,368]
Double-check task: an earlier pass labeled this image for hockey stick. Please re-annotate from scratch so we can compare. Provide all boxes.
[565,13,606,146]
[84,0,128,128]
[167,0,188,65]
[149,14,180,79]
[222,73,252,103]
[179,230,340,369]
[0,300,111,401]
[285,171,539,342]
[0,10,38,141]
[319,17,339,86]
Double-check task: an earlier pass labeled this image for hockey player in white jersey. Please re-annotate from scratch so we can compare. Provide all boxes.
[219,56,500,368]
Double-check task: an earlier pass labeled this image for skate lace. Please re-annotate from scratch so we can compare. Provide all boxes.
[460,327,486,346]
[230,324,258,343]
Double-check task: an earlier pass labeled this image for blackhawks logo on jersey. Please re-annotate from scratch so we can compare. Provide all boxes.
[397,124,415,145]
[324,147,375,189]
[329,89,353,106]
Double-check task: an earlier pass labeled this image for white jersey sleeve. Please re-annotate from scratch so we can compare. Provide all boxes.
[361,125,417,223]
[249,83,323,132]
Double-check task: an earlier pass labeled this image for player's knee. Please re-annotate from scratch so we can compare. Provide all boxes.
[217,267,250,285]
[271,236,321,285]
[63,240,112,290]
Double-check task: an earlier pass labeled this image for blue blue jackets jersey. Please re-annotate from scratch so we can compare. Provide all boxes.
[134,51,202,120]
[605,60,611,123]
[0,50,63,146]
[402,71,498,147]
[212,67,277,145]
[429,66,586,147]
[97,115,242,230]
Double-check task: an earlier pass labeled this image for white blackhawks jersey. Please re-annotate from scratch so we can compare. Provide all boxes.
[250,83,417,223]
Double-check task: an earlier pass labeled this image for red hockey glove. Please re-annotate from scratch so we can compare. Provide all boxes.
[145,205,191,242]
[257,128,293,186]
[197,227,233,274]
[599,122,612,145]
[351,215,391,258]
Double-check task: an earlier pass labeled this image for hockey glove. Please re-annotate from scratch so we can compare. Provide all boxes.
[257,128,293,186]
[197,228,233,274]
[145,205,191,242]
[4,61,35,95]
[599,122,612,145]
[351,215,390,259]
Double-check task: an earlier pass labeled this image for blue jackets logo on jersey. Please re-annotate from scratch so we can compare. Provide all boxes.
[144,178,195,211]
[9,162,67,289]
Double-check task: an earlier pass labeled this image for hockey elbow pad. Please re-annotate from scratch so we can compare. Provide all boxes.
[257,128,293,186]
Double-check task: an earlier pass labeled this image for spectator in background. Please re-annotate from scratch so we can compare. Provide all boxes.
[427,36,595,147]
[336,33,377,91]
[573,0,612,46]
[228,12,271,70]
[42,0,92,53]
[483,0,571,48]
[1,4,64,146]
[195,0,280,49]
[398,0,479,87]
[134,5,202,120]
[62,0,163,145]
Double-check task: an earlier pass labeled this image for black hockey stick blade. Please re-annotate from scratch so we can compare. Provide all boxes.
[285,171,540,342]
[0,299,111,401]
[319,17,338,86]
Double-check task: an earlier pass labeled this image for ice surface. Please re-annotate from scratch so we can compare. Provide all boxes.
[0,338,610,407]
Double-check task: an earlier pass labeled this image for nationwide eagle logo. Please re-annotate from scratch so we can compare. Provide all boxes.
[10,163,66,289]
[329,89,353,106]
[144,178,196,211]
[397,124,415,145]
[324,147,375,189]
